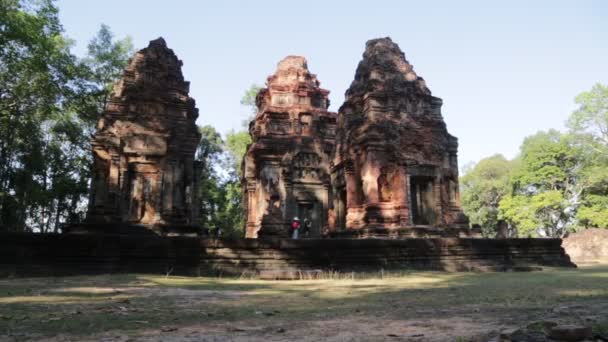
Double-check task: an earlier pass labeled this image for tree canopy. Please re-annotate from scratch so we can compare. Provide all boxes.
[461,84,608,237]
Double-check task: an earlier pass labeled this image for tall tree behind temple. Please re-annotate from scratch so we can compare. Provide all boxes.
[79,24,133,125]
[460,154,516,236]
[212,86,259,235]
[0,0,132,232]
[239,84,263,126]
[43,24,133,232]
[567,84,608,228]
[499,130,583,237]
[196,125,225,232]
[0,0,78,231]
[194,86,260,237]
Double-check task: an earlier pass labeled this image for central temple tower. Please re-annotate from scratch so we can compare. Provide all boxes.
[243,56,337,238]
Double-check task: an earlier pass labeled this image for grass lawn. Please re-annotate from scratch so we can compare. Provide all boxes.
[1,265,607,341]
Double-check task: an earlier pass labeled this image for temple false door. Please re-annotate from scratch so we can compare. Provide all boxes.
[127,163,160,224]
[409,176,437,225]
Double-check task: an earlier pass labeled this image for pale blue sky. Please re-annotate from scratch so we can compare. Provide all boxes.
[57,0,608,167]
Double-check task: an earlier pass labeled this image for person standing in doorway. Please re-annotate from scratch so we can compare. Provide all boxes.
[291,217,300,239]
[303,218,312,238]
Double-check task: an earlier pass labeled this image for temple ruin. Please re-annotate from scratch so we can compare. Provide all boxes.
[243,56,337,238]
[330,37,469,236]
[85,38,201,235]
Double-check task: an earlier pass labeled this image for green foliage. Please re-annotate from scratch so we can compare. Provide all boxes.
[224,130,251,177]
[196,125,223,231]
[577,195,608,228]
[194,88,256,237]
[77,24,133,124]
[239,84,262,126]
[195,127,250,237]
[459,84,608,236]
[566,83,608,229]
[195,125,246,237]
[460,154,514,236]
[499,130,582,237]
[0,1,131,232]
[0,0,80,231]
[239,84,262,114]
[195,98,254,237]
[567,83,608,146]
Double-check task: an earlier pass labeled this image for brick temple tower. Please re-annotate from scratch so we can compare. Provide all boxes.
[83,38,202,235]
[330,37,469,236]
[243,56,337,238]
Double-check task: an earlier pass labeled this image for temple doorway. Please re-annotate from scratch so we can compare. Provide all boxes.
[297,201,322,237]
[410,176,437,225]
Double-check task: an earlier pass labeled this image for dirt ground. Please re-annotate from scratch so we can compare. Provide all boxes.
[1,265,607,341]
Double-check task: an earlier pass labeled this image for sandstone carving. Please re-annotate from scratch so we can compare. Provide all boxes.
[243,56,337,238]
[86,38,201,234]
[330,37,469,234]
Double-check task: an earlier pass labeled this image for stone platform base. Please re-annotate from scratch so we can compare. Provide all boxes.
[0,233,575,278]
[328,226,482,239]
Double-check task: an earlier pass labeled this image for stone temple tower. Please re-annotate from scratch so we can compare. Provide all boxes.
[330,37,469,235]
[84,38,202,235]
[243,56,337,238]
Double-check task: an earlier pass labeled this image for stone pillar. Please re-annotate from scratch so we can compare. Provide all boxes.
[109,155,121,216]
[406,175,413,225]
[322,183,330,230]
[433,176,442,226]
[154,170,164,223]
[344,161,358,208]
[397,167,410,226]
[162,162,174,214]
[245,180,257,238]
[284,178,295,224]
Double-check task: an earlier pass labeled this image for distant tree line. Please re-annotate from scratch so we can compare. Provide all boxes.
[460,83,608,237]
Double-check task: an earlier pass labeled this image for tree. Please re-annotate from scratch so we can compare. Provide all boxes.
[499,130,583,237]
[224,130,251,177]
[79,24,133,124]
[567,83,608,147]
[0,1,132,232]
[240,84,262,114]
[567,84,608,229]
[0,0,81,231]
[197,86,258,237]
[460,154,515,236]
[196,125,225,232]
[239,84,262,126]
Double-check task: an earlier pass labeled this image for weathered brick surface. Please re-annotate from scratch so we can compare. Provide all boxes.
[84,38,201,234]
[243,56,337,238]
[331,37,469,232]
